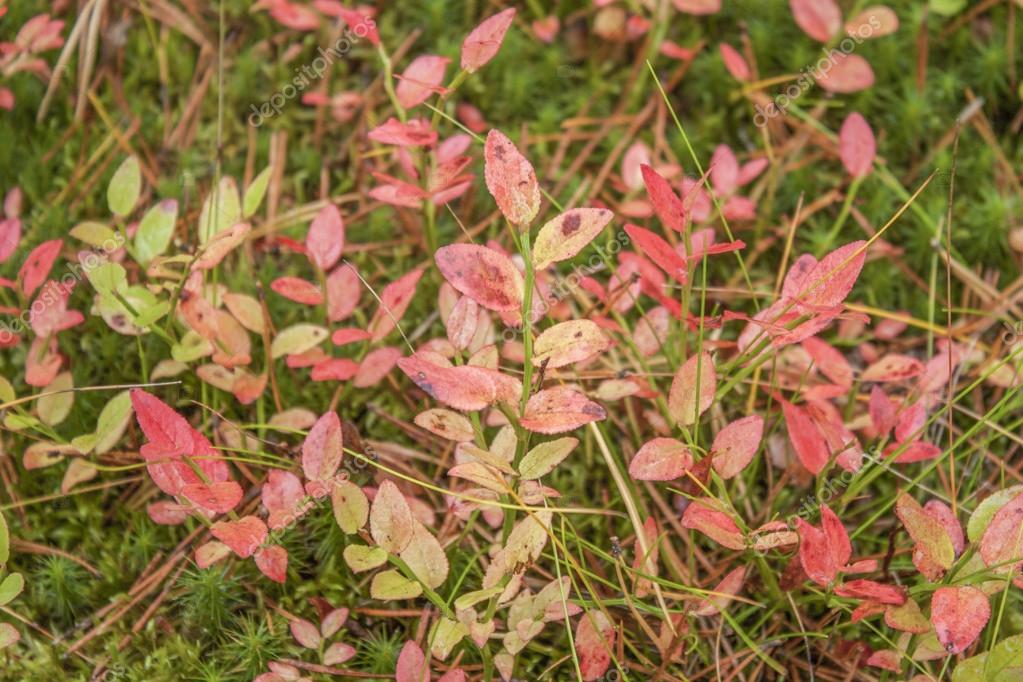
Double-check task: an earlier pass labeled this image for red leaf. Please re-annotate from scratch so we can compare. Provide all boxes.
[397,352,496,411]
[461,8,516,73]
[181,481,243,514]
[483,129,540,226]
[711,415,763,479]
[785,240,867,313]
[271,276,323,305]
[790,0,842,41]
[682,498,745,550]
[781,400,830,474]
[337,8,378,46]
[18,239,62,298]
[211,515,267,558]
[368,117,438,147]
[302,412,343,482]
[816,53,875,93]
[520,386,606,434]
[254,545,288,583]
[435,244,523,312]
[575,610,614,681]
[710,145,740,196]
[931,586,990,654]
[640,164,686,233]
[694,566,747,616]
[834,579,906,605]
[796,504,852,586]
[839,113,876,178]
[306,204,344,270]
[624,223,687,284]
[628,438,693,481]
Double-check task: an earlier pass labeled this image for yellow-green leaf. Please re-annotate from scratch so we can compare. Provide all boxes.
[107,156,141,216]
[37,371,73,426]
[342,544,387,573]
[270,324,328,359]
[370,569,423,600]
[518,437,578,480]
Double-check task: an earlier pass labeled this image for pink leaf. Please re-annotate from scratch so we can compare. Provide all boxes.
[396,55,449,109]
[694,566,747,616]
[326,263,361,322]
[862,354,924,382]
[931,586,989,654]
[719,43,750,81]
[628,438,693,481]
[520,386,607,434]
[815,53,875,93]
[254,545,288,583]
[435,244,523,312]
[483,129,540,226]
[306,204,344,270]
[396,640,430,682]
[302,412,343,482]
[0,218,21,263]
[790,0,842,41]
[575,610,614,681]
[839,113,876,178]
[271,276,323,305]
[711,415,763,479]
[368,267,424,342]
[18,239,62,298]
[262,469,309,530]
[368,117,438,147]
[397,352,497,411]
[353,346,402,388]
[785,240,867,313]
[290,618,322,649]
[461,8,516,73]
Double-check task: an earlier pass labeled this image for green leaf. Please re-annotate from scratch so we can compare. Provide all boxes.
[518,437,578,480]
[199,176,241,244]
[929,0,967,16]
[85,262,128,298]
[171,330,214,363]
[0,573,23,607]
[0,510,8,568]
[243,166,272,218]
[37,371,73,427]
[107,156,142,216]
[93,390,133,455]
[135,199,178,265]
[967,485,1023,543]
